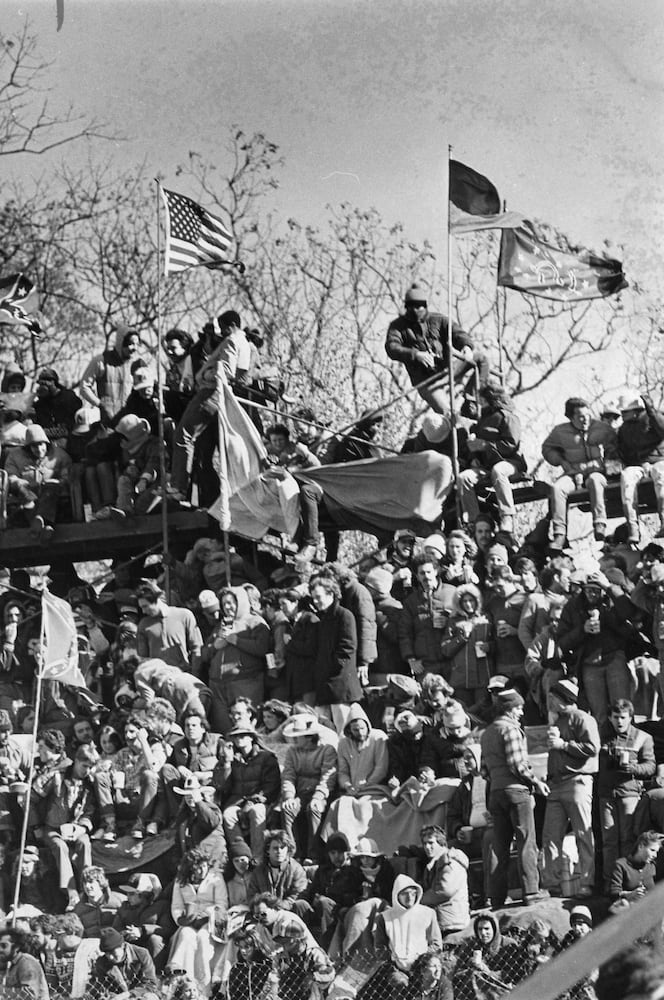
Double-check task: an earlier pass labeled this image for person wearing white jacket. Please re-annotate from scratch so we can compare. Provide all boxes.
[167,847,228,995]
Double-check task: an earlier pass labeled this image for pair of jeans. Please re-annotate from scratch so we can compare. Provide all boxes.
[581,653,630,730]
[600,794,639,888]
[621,462,664,528]
[550,472,607,534]
[170,386,216,494]
[488,785,540,905]
[459,460,520,522]
[541,774,595,889]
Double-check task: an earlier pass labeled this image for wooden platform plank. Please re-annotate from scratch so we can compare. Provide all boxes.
[0,509,215,568]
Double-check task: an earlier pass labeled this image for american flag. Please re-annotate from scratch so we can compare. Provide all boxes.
[160,186,233,274]
[0,273,42,337]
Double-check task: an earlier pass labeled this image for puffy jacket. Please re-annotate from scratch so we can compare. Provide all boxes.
[282,742,337,801]
[341,577,378,667]
[420,847,470,932]
[214,743,281,807]
[441,585,493,690]
[542,417,618,475]
[5,441,72,490]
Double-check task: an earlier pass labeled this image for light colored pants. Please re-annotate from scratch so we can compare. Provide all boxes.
[621,462,664,528]
[541,774,595,889]
[459,460,520,522]
[550,472,607,534]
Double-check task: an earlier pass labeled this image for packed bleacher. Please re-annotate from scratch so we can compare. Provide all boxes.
[1,288,664,1000]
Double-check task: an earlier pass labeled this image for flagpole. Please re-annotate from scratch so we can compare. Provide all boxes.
[496,200,507,377]
[11,597,47,923]
[155,181,171,601]
[447,144,462,526]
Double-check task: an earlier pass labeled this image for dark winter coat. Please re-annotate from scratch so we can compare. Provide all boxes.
[313,600,361,704]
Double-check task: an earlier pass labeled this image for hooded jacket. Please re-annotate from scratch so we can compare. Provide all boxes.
[208,586,271,682]
[5,440,72,491]
[337,703,389,794]
[80,326,144,423]
[441,585,493,691]
[420,846,470,932]
[454,913,520,995]
[374,874,442,971]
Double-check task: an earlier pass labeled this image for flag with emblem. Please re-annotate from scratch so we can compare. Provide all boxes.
[41,590,87,688]
[498,223,627,302]
[449,160,524,233]
[0,273,42,337]
[160,185,233,274]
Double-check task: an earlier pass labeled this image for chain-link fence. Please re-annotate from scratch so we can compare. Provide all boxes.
[6,893,664,1000]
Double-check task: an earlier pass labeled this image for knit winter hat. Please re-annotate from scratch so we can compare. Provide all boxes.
[404,283,428,305]
[550,678,579,705]
[422,534,446,557]
[99,927,124,952]
[229,838,252,860]
[496,690,524,711]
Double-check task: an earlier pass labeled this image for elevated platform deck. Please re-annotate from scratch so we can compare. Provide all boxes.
[0,509,215,568]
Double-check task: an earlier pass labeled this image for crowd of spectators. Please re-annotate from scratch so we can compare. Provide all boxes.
[1,292,664,998]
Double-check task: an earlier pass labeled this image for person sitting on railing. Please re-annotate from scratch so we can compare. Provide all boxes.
[110,364,160,436]
[385,283,489,415]
[542,397,619,548]
[265,422,322,562]
[4,423,72,543]
[458,377,526,538]
[618,394,664,545]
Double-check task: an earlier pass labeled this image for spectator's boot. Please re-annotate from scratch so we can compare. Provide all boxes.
[593,521,607,542]
[549,532,566,551]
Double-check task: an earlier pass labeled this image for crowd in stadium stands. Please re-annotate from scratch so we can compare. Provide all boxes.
[1,286,664,998]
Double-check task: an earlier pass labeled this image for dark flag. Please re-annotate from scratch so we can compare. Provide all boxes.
[449,160,524,233]
[498,224,627,302]
[0,273,42,337]
[160,185,233,274]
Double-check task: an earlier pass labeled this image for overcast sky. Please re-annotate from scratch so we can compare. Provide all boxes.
[8,0,664,294]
